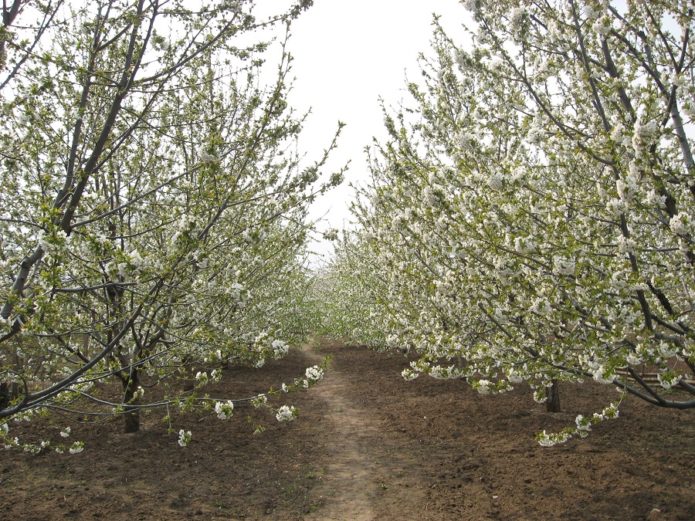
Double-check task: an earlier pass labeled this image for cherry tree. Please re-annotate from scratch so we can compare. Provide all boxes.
[323,0,694,444]
[0,0,340,447]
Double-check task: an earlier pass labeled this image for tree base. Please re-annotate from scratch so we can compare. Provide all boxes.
[546,380,561,413]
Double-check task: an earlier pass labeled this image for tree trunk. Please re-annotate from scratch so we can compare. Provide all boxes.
[0,381,19,409]
[546,379,561,413]
[122,369,140,433]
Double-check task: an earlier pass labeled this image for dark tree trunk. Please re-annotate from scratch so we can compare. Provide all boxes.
[122,369,140,433]
[0,381,19,409]
[546,379,561,413]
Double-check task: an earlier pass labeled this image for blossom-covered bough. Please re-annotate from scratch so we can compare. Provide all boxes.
[320,0,695,444]
[0,0,338,450]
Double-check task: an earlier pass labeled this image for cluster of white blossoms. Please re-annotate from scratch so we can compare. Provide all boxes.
[538,403,621,446]
[536,429,573,447]
[657,372,682,391]
[251,394,268,408]
[177,429,192,447]
[214,400,234,420]
[0,420,87,455]
[271,339,289,358]
[169,357,328,447]
[275,405,297,422]
[246,332,294,369]
[210,369,222,383]
[475,379,493,395]
[68,441,85,454]
[401,368,419,381]
[305,365,324,383]
[195,371,209,386]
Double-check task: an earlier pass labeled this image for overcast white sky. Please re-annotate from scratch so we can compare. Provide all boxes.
[275,0,473,265]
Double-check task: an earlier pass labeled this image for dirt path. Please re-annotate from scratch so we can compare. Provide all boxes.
[301,345,431,521]
[302,348,378,520]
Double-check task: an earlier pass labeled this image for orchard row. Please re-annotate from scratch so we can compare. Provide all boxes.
[1,0,693,451]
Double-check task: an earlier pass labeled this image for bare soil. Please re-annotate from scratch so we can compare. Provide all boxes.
[1,341,693,520]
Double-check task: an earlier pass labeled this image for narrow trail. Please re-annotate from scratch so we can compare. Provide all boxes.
[302,347,380,520]
[305,349,426,521]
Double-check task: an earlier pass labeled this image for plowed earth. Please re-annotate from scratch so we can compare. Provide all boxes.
[1,342,694,520]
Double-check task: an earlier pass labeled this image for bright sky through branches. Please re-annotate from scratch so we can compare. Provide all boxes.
[281,0,472,265]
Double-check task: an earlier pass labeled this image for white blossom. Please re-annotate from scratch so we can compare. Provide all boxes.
[669,213,690,236]
[177,429,192,447]
[68,441,84,454]
[275,405,297,422]
[305,365,324,382]
[657,372,681,390]
[214,400,234,420]
[271,339,289,357]
[476,379,492,395]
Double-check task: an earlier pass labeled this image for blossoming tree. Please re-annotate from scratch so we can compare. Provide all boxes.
[0,0,339,445]
[322,0,694,444]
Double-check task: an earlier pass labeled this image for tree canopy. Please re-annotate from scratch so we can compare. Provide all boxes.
[319,0,695,445]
